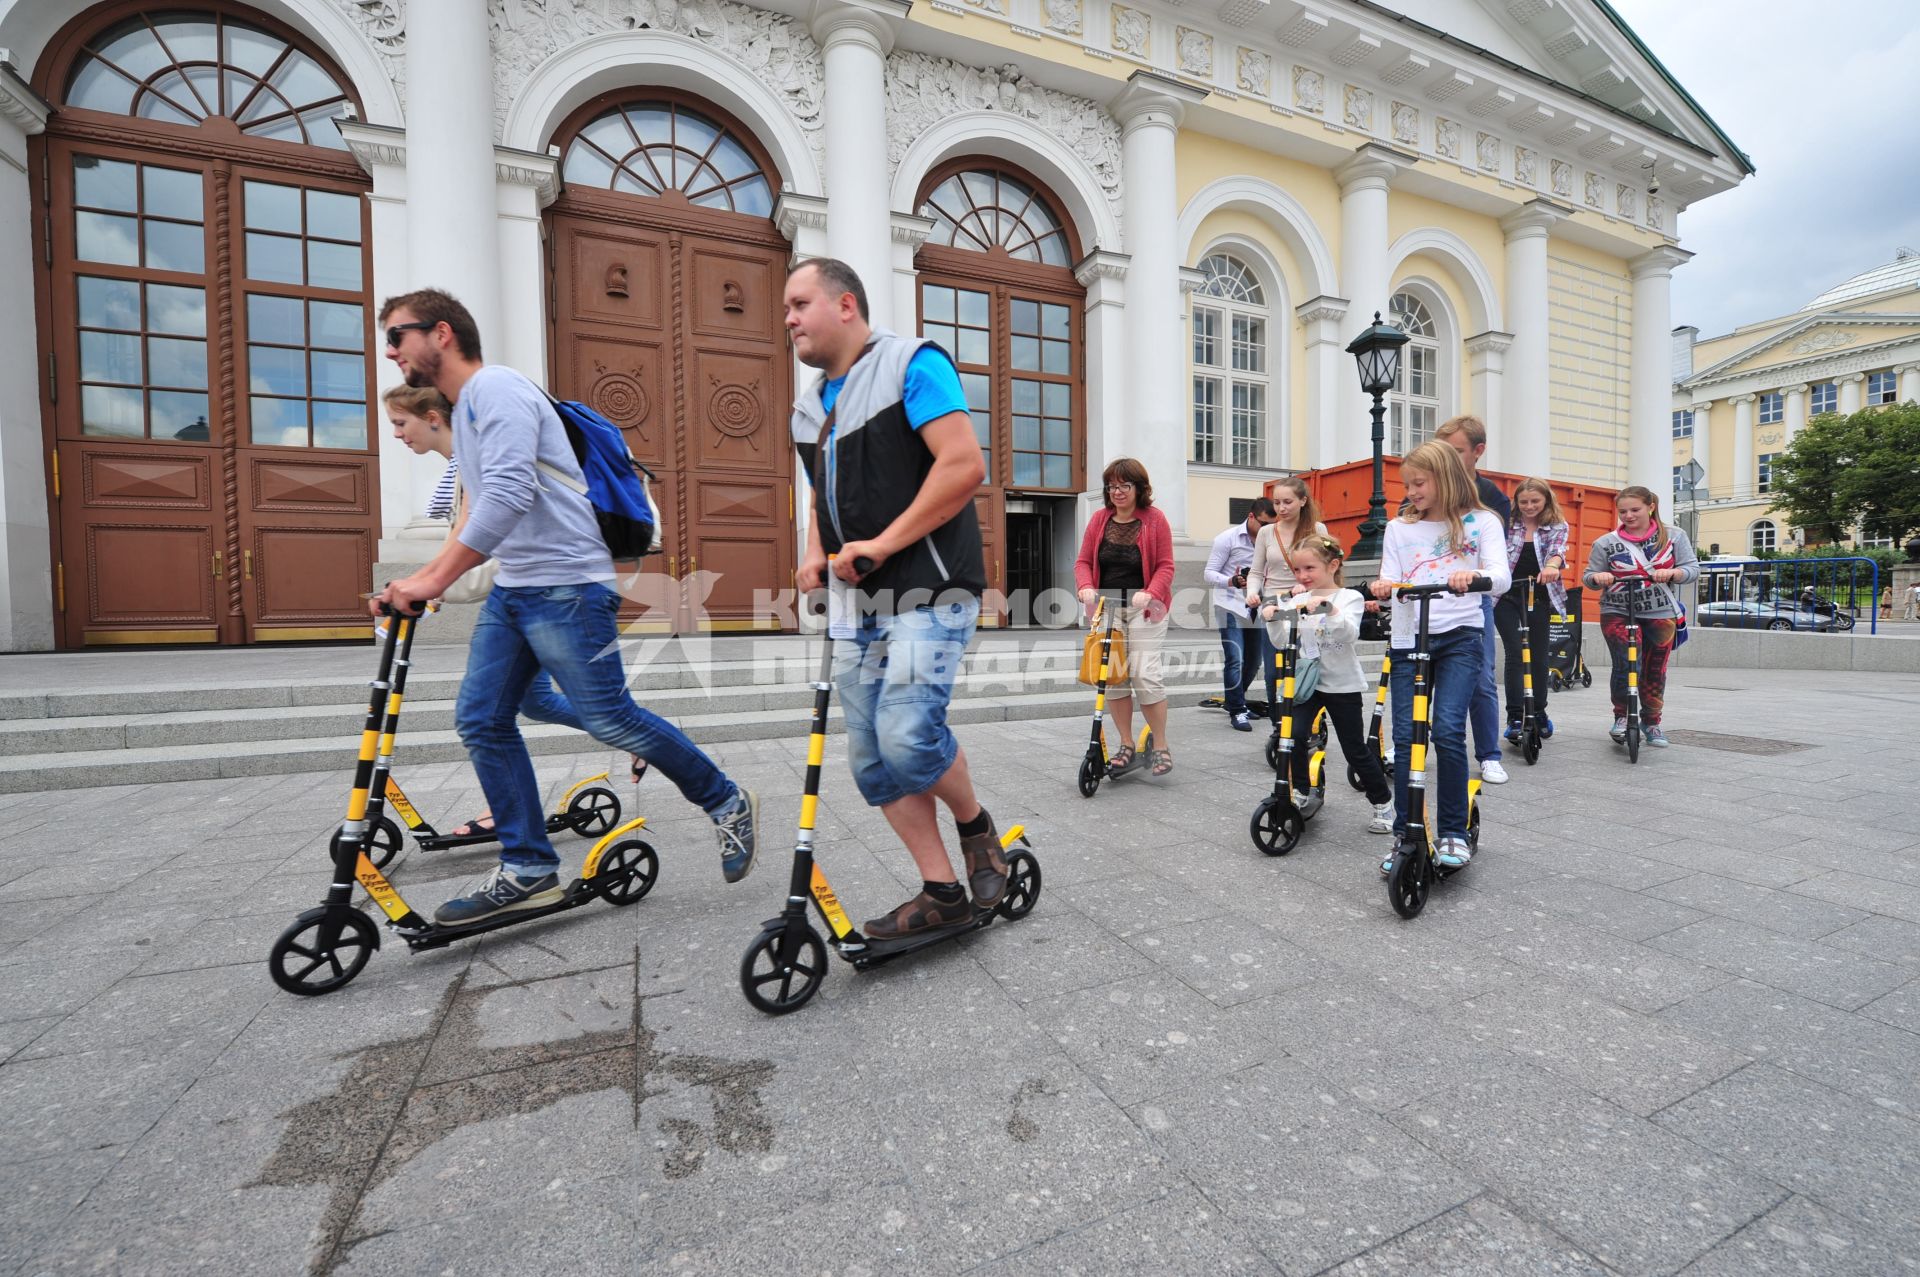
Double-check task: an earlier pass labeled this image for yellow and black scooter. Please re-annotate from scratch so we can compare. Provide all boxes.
[361,763,631,866]
[269,607,662,996]
[1249,594,1327,856]
[738,558,1042,1015]
[1077,594,1153,796]
[1383,579,1489,919]
[1347,651,1392,791]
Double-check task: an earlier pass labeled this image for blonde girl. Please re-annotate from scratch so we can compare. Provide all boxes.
[1367,441,1510,870]
[1270,535,1393,833]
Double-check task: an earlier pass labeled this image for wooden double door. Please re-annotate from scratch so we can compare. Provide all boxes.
[549,201,793,632]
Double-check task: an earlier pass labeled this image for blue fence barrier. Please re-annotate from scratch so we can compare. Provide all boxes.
[1687,556,1880,636]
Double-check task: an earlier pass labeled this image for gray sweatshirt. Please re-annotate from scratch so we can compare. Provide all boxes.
[454,365,614,588]
[1582,524,1698,619]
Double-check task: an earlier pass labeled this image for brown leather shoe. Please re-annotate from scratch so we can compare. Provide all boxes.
[959,813,1008,909]
[864,889,972,940]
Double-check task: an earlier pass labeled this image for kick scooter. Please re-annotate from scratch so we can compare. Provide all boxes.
[1347,652,1392,791]
[1076,594,1151,796]
[1382,579,1490,920]
[1248,595,1325,856]
[1610,579,1643,764]
[267,607,663,996]
[1515,577,1545,766]
[370,763,631,861]
[738,559,1042,1015]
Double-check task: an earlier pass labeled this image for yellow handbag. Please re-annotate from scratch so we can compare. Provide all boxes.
[1076,601,1130,686]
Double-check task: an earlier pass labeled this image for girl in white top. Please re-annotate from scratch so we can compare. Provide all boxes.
[1245,475,1331,718]
[1265,534,1393,832]
[1367,441,1510,870]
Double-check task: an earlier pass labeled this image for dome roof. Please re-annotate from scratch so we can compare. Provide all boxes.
[1802,248,1920,311]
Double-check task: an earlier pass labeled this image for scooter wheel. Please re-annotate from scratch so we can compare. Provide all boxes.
[593,838,659,906]
[1264,735,1280,773]
[1547,670,1564,692]
[1386,845,1430,919]
[1581,669,1593,688]
[1626,722,1641,764]
[564,786,622,838]
[1077,755,1103,798]
[998,848,1042,920]
[1522,731,1541,765]
[1467,801,1482,852]
[740,923,827,1015]
[330,815,402,871]
[1249,797,1303,857]
[269,908,378,996]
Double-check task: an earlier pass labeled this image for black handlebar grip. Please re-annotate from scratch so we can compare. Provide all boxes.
[852,556,876,576]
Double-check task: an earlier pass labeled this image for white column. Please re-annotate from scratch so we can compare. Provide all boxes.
[1075,251,1131,491]
[405,0,501,342]
[1296,296,1350,470]
[493,148,560,380]
[1334,145,1409,465]
[1838,372,1865,415]
[1112,72,1206,540]
[810,0,904,330]
[1899,362,1920,403]
[1729,393,1755,502]
[1784,383,1809,442]
[777,193,832,567]
[1498,200,1566,479]
[1626,247,1691,499]
[1465,330,1514,462]
[889,212,935,339]
[1688,399,1713,498]
[0,63,53,650]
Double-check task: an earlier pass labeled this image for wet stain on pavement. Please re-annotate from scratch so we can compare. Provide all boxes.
[1006,1077,1056,1143]
[250,950,776,1274]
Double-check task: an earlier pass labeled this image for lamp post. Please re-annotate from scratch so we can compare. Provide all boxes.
[1346,312,1410,562]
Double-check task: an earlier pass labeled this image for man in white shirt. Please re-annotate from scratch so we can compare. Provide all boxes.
[1204,498,1277,731]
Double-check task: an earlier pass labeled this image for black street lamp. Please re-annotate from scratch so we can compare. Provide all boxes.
[1346,311,1410,563]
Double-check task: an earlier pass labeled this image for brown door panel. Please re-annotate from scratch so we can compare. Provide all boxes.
[558,225,668,331]
[973,489,1005,626]
[685,243,782,342]
[687,531,785,630]
[566,338,671,469]
[614,467,684,632]
[57,443,224,644]
[686,346,785,474]
[239,450,377,638]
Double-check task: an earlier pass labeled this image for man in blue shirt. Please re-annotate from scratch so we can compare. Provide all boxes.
[786,259,1002,942]
[1205,499,1277,730]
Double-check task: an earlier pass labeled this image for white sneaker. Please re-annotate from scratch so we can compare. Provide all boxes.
[1368,802,1394,834]
[1480,759,1510,785]
[1436,836,1473,869]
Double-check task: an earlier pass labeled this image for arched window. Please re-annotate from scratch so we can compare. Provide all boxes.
[1388,291,1441,455]
[1750,520,1778,554]
[64,11,352,148]
[1190,253,1269,467]
[560,101,773,216]
[920,169,1072,266]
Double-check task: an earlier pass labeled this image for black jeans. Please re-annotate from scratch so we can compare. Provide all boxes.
[1289,689,1390,805]
[1494,586,1553,726]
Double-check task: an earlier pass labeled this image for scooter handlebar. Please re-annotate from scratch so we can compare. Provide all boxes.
[1391,575,1494,599]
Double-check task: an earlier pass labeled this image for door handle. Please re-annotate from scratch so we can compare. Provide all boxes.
[212,550,223,579]
[688,556,697,576]
[668,555,677,576]
[243,550,253,580]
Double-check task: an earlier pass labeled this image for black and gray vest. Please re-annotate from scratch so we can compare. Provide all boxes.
[790,330,986,608]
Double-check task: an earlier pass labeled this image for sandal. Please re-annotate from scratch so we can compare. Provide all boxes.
[1150,747,1174,777]
[1107,743,1136,777]
[630,756,649,783]
[447,815,497,838]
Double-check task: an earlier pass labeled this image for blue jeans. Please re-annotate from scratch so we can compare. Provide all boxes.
[1471,595,1503,761]
[1214,605,1260,715]
[833,599,979,807]
[456,583,734,875]
[1389,626,1480,840]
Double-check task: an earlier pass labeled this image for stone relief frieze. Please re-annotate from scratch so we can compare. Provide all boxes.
[1434,116,1460,160]
[1474,130,1498,171]
[1291,66,1323,113]
[333,0,407,101]
[1177,27,1214,78]
[1792,330,1854,355]
[1043,0,1083,36]
[1584,172,1604,207]
[487,0,825,163]
[1512,145,1535,186]
[1550,158,1572,199]
[1236,48,1270,96]
[1390,101,1417,146]
[886,52,1124,238]
[1342,84,1372,131]
[1648,195,1666,232]
[1111,5,1150,57]
[1615,183,1637,219]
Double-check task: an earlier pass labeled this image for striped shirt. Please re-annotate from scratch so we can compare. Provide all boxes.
[426,458,458,522]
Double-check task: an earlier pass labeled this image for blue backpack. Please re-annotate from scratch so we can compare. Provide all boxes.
[540,394,661,561]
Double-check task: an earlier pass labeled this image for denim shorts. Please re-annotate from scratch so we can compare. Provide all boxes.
[832,599,980,807]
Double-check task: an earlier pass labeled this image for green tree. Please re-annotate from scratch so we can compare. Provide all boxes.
[1842,401,1920,544]
[1768,410,1860,546]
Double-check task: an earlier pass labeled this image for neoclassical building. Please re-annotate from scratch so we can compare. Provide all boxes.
[1672,249,1920,557]
[0,0,1748,649]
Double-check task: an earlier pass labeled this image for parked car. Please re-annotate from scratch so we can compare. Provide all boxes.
[1693,600,1839,632]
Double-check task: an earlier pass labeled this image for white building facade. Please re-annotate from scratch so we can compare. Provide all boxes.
[0,0,1748,649]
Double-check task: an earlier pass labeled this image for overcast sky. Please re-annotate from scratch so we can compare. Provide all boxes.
[1608,0,1920,340]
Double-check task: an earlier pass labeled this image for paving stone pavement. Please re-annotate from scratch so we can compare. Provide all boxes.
[1,664,1918,1276]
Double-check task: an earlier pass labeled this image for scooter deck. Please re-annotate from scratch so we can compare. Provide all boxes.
[844,908,996,970]
[413,812,575,852]
[393,878,601,951]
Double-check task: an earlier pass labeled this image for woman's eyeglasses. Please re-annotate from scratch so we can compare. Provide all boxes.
[1105,482,1135,493]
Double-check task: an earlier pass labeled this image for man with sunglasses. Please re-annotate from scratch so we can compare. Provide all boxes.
[370,289,758,925]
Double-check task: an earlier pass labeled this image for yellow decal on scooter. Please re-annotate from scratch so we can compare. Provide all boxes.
[1410,743,1428,775]
[806,732,826,769]
[346,785,370,823]
[999,823,1027,848]
[809,864,855,938]
[354,855,412,921]
[383,779,424,828]
[798,792,819,830]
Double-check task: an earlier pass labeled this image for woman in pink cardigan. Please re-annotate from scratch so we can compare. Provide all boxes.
[1075,457,1178,776]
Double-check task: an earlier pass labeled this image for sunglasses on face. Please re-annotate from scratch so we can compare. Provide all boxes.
[385,321,437,349]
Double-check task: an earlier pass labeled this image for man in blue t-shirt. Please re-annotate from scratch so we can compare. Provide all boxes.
[786,258,1005,942]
